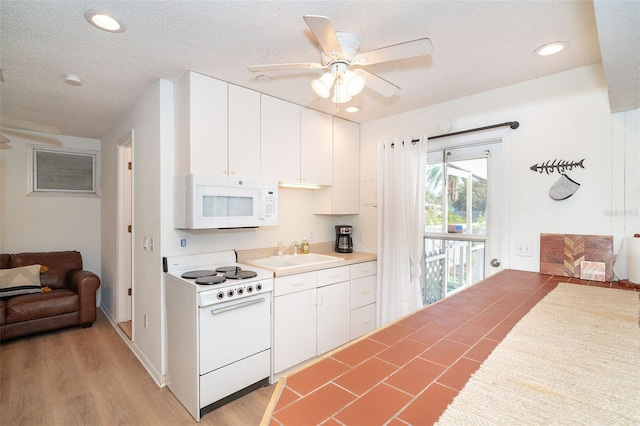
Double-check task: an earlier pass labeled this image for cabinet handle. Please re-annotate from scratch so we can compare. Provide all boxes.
[329,274,340,279]
[317,293,323,305]
[360,318,371,324]
[360,289,371,294]
[291,281,305,286]
[311,293,320,306]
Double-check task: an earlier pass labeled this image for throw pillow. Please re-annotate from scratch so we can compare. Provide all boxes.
[0,264,43,298]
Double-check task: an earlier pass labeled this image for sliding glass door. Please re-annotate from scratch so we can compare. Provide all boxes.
[423,143,500,304]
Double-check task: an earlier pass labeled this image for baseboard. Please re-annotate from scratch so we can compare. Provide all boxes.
[99,306,166,388]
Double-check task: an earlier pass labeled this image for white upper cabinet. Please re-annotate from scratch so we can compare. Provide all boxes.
[314,117,360,214]
[228,85,261,179]
[174,71,228,177]
[261,95,301,183]
[300,108,333,186]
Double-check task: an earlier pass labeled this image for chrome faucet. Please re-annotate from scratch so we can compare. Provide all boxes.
[278,240,300,256]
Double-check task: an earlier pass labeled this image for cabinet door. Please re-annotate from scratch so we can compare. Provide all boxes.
[317,265,349,287]
[175,71,228,176]
[350,261,377,280]
[228,85,260,179]
[351,303,377,340]
[313,117,360,214]
[316,281,350,355]
[273,271,316,297]
[351,275,377,309]
[261,95,300,183]
[300,108,333,185]
[273,289,317,373]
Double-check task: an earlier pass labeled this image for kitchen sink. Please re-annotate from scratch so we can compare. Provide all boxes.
[246,253,344,271]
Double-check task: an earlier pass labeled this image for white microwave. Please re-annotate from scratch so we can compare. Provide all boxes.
[174,175,278,229]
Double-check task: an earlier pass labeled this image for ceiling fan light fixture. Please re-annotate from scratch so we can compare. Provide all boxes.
[85,11,126,33]
[311,72,335,98]
[331,81,352,104]
[343,70,366,96]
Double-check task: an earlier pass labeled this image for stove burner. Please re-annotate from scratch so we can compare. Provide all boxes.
[181,270,217,279]
[194,275,227,285]
[215,266,242,273]
[224,270,258,280]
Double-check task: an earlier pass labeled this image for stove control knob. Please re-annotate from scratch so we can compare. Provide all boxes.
[256,283,262,291]
[246,285,253,293]
[216,291,224,300]
[227,289,235,297]
[237,287,244,295]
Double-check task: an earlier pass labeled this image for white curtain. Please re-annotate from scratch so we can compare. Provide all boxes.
[377,136,427,326]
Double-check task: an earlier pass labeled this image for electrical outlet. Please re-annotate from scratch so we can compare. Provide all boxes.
[358,232,365,243]
[516,242,533,257]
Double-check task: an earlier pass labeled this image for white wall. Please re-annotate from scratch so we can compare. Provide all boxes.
[102,79,169,385]
[0,131,101,284]
[357,64,639,272]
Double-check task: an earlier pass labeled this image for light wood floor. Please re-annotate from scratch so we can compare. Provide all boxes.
[0,309,275,425]
[118,320,132,340]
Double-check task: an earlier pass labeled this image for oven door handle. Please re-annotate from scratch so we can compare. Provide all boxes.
[208,297,266,314]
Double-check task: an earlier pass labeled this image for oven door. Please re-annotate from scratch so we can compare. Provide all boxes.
[199,292,271,375]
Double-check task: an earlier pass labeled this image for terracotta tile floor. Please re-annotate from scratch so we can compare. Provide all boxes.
[267,270,637,425]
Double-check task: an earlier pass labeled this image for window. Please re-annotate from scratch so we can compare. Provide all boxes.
[27,144,100,197]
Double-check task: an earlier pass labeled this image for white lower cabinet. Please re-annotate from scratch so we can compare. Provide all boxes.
[349,261,378,339]
[316,280,350,355]
[273,262,377,375]
[351,303,377,340]
[273,288,316,374]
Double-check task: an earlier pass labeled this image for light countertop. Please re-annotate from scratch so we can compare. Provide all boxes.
[237,242,376,277]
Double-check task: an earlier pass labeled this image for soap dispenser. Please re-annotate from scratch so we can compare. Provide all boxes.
[301,236,309,254]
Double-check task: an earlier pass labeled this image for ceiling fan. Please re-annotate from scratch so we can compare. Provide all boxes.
[0,116,61,144]
[248,15,433,103]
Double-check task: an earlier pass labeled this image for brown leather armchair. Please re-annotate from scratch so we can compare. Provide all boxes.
[0,251,100,341]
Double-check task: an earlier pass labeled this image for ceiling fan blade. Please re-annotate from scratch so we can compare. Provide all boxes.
[0,116,61,135]
[303,15,343,60]
[360,70,400,97]
[353,38,433,66]
[248,62,326,72]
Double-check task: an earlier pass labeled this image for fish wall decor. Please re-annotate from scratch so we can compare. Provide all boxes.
[530,159,585,175]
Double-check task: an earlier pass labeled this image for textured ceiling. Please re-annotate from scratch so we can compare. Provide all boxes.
[0,1,635,141]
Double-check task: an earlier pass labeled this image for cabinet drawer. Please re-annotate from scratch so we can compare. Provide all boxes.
[350,261,377,279]
[274,272,316,297]
[350,275,376,309]
[351,303,376,340]
[317,266,349,287]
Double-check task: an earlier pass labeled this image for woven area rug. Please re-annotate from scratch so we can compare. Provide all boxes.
[437,283,640,425]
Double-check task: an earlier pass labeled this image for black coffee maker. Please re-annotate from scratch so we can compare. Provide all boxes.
[335,225,353,253]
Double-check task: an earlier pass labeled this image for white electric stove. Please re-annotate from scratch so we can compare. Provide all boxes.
[163,250,274,422]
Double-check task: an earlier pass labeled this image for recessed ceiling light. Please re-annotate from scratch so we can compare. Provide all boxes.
[534,41,569,57]
[85,11,125,33]
[65,75,82,86]
[345,106,360,113]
